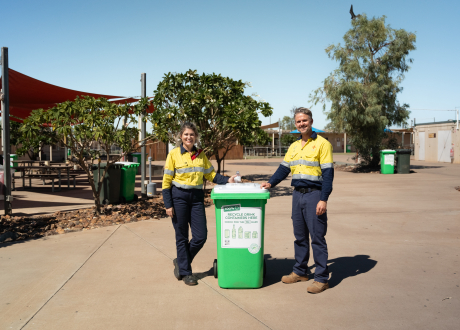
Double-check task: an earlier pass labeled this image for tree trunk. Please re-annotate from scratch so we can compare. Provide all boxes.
[79,156,103,214]
[214,152,222,174]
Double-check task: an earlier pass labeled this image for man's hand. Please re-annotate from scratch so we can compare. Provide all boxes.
[166,207,175,218]
[228,175,237,183]
[260,182,271,189]
[316,201,327,216]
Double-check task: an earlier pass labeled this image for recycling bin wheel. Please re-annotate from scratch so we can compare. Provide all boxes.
[133,194,139,202]
[119,196,126,204]
[263,260,267,278]
[213,259,218,278]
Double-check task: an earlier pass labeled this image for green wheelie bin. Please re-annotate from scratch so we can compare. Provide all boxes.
[211,183,270,289]
[380,150,396,174]
[128,152,148,174]
[115,162,140,202]
[92,163,123,205]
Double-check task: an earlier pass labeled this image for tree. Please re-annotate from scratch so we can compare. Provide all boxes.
[21,96,149,214]
[9,120,58,160]
[280,116,293,131]
[149,70,273,172]
[281,133,297,145]
[310,14,416,165]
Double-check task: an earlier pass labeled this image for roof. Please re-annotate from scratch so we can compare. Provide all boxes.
[261,122,279,129]
[0,69,153,121]
[414,120,456,127]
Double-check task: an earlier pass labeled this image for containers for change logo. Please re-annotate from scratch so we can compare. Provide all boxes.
[223,204,240,212]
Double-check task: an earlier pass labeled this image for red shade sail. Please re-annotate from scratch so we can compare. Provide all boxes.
[0,69,153,121]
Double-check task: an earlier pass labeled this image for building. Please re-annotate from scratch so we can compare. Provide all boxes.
[413,120,459,163]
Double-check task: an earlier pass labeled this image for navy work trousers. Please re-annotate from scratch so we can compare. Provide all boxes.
[291,189,329,283]
[171,186,207,276]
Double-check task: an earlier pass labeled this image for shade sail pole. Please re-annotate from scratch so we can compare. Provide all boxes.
[1,47,13,215]
[140,73,146,197]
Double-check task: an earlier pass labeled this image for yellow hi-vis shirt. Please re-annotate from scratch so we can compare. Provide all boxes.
[281,133,333,182]
[162,146,217,190]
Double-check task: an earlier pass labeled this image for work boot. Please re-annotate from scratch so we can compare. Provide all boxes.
[281,272,309,284]
[183,275,198,286]
[172,258,182,280]
[307,281,329,294]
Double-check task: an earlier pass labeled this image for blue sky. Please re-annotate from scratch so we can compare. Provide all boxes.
[2,0,459,130]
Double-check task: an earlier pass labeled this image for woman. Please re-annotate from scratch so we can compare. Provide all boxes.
[162,122,236,286]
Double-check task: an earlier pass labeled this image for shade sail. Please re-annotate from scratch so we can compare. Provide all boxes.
[1,69,153,121]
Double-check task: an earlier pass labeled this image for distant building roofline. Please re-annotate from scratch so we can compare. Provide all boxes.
[414,120,456,126]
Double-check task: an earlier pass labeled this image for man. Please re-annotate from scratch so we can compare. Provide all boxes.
[261,107,334,294]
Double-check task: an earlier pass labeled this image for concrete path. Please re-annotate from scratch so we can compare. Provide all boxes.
[1,158,459,329]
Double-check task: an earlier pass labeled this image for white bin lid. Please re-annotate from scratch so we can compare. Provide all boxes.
[115,162,139,165]
[213,183,266,194]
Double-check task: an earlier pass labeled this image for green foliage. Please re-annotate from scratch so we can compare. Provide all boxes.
[310,14,416,165]
[150,70,273,172]
[9,120,58,160]
[281,133,297,146]
[280,116,294,131]
[21,96,149,213]
[381,133,399,150]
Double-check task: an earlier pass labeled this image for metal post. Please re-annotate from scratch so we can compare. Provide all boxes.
[278,127,282,157]
[148,157,152,183]
[140,73,147,197]
[1,47,12,215]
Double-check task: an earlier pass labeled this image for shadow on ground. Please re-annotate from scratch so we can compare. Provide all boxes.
[410,165,444,169]
[263,254,377,288]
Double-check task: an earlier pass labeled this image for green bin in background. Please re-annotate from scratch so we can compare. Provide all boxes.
[10,154,18,168]
[346,145,352,152]
[128,152,148,174]
[380,150,396,174]
[92,163,122,205]
[115,162,140,202]
[211,183,270,289]
[396,149,411,174]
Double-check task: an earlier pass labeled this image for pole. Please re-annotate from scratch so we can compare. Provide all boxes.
[140,73,147,197]
[278,128,282,157]
[1,47,12,215]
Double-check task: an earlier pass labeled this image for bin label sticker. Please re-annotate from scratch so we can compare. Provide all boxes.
[384,154,394,165]
[221,205,262,251]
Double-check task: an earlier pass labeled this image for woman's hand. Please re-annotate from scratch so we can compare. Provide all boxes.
[260,182,271,189]
[228,175,237,183]
[166,207,175,218]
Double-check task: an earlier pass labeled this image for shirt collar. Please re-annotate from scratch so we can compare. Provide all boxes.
[180,143,198,154]
[297,131,317,140]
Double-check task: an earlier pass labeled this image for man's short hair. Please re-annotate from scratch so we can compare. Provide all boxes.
[293,107,312,120]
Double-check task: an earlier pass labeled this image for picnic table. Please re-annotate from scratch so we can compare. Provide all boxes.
[15,165,76,192]
[12,160,45,167]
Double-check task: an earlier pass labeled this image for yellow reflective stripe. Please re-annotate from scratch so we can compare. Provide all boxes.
[203,166,214,174]
[292,174,323,181]
[320,163,334,169]
[290,159,320,167]
[175,166,205,174]
[164,169,174,176]
[281,161,290,168]
[172,181,203,189]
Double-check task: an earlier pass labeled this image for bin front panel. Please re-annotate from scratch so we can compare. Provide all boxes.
[397,154,410,174]
[380,150,396,174]
[214,198,267,289]
[119,165,139,202]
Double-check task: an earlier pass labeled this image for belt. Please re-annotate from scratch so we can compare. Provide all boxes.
[295,187,321,194]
